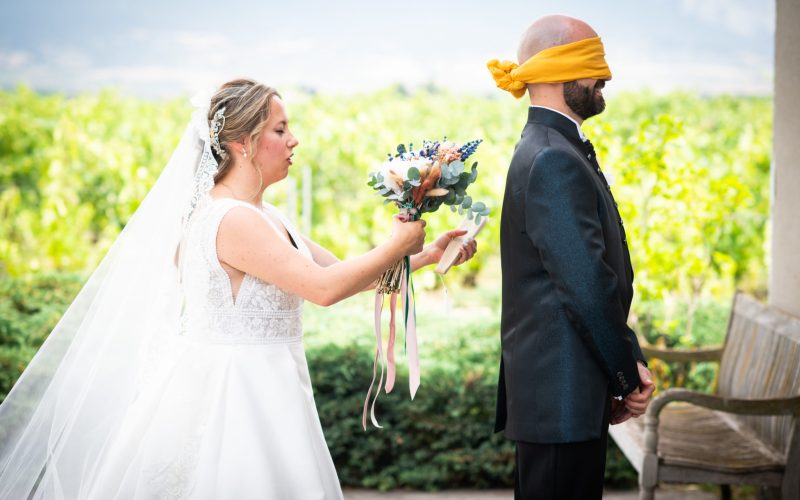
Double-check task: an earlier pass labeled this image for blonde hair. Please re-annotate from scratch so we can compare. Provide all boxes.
[208,79,281,182]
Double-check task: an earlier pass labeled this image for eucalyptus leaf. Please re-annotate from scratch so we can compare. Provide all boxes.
[462,196,472,209]
[450,160,465,175]
[475,213,482,225]
[450,205,457,213]
[467,210,474,220]
[408,167,420,181]
[472,201,486,212]
[441,164,452,179]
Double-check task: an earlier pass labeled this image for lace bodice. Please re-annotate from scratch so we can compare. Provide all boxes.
[179,198,311,344]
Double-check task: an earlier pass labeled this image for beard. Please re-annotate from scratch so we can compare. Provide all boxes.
[563,80,606,120]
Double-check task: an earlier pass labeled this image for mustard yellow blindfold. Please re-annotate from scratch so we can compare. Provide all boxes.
[487,36,612,98]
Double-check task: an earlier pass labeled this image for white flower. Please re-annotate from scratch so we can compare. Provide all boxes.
[378,158,431,195]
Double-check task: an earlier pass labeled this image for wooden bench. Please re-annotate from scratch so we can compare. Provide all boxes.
[609,293,800,500]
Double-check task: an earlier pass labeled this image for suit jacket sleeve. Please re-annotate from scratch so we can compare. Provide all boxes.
[525,147,641,398]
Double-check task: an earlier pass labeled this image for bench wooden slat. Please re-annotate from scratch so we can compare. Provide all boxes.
[613,404,784,473]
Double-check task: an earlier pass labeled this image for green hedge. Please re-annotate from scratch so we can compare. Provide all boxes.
[0,273,649,489]
[310,341,639,490]
[0,273,83,400]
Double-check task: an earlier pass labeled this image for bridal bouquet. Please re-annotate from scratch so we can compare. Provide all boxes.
[362,138,488,429]
[368,138,489,292]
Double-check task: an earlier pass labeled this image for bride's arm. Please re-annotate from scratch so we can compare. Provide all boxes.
[301,229,478,291]
[217,207,424,306]
[300,236,340,267]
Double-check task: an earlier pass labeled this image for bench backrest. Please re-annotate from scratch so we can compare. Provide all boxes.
[717,293,800,458]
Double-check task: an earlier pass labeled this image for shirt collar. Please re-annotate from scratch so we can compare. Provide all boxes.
[530,105,586,142]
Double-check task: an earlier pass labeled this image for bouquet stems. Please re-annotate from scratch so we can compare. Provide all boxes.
[376,258,406,294]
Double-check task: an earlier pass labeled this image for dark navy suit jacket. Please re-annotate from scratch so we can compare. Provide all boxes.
[495,107,645,444]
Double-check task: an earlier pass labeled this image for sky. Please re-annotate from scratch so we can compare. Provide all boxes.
[0,0,776,98]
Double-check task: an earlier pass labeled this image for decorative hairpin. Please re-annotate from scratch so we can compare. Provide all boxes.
[209,107,227,158]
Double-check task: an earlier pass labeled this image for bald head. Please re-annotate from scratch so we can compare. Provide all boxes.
[517,15,599,64]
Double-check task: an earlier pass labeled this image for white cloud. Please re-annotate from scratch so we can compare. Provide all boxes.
[173,32,230,51]
[42,46,93,69]
[255,38,315,56]
[0,50,30,69]
[611,58,772,95]
[679,0,774,38]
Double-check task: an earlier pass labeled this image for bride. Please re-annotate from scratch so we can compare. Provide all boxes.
[0,78,477,499]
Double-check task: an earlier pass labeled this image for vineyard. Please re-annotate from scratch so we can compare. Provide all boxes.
[0,87,773,488]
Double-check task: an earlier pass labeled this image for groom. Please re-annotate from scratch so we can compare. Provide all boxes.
[488,15,655,499]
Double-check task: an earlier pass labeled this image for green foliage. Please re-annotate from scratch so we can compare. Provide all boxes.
[0,87,771,306]
[0,86,187,275]
[0,274,636,488]
[0,87,773,489]
[594,92,772,309]
[0,273,83,401]
[634,298,732,392]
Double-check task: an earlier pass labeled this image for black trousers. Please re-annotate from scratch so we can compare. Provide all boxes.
[514,402,611,500]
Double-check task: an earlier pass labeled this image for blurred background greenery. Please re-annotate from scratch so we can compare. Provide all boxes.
[0,86,771,489]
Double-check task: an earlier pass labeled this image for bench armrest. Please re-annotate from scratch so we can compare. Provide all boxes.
[640,345,723,363]
[647,388,800,418]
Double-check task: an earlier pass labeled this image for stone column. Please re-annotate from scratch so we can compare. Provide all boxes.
[770,0,800,316]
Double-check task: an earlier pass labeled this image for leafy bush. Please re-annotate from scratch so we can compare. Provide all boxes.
[1,88,771,307]
[0,273,83,401]
[0,86,773,489]
[0,273,651,489]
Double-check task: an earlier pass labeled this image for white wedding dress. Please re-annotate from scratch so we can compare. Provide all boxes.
[83,198,343,499]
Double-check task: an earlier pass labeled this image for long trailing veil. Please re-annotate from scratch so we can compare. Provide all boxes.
[0,96,220,498]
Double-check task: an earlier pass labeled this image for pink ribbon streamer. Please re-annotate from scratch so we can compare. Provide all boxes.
[363,293,386,430]
[385,293,398,393]
[363,262,420,429]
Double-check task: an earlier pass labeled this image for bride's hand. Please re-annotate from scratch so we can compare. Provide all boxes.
[391,216,426,256]
[427,229,478,267]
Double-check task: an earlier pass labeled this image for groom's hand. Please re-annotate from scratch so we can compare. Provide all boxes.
[610,398,633,425]
[610,363,655,425]
[623,362,655,418]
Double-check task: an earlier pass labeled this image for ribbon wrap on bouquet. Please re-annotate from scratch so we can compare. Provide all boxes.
[362,207,420,430]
